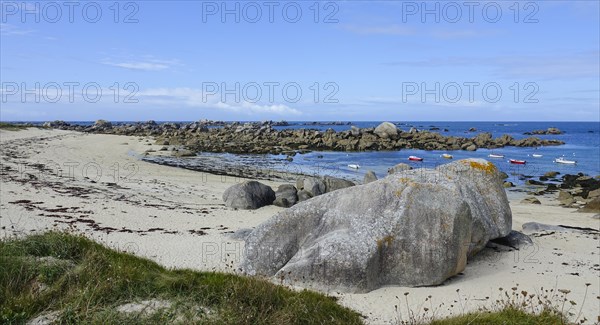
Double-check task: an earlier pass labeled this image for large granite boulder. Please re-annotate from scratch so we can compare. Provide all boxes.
[223,181,275,209]
[374,122,398,139]
[241,159,511,293]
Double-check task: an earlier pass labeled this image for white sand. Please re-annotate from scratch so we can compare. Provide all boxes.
[1,128,598,324]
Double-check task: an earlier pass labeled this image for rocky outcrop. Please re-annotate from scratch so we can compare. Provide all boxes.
[555,173,600,210]
[40,120,565,155]
[240,159,511,293]
[222,181,275,210]
[525,127,563,135]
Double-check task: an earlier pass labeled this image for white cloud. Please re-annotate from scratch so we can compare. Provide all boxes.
[104,62,169,71]
[0,23,34,36]
[137,87,302,115]
[101,57,180,71]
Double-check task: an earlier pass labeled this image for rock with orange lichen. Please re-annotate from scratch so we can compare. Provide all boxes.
[241,159,511,293]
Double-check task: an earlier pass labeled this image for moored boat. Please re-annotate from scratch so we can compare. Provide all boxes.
[509,159,526,165]
[441,153,453,159]
[348,164,360,169]
[408,156,423,162]
[554,157,576,165]
[532,154,543,158]
[488,154,505,158]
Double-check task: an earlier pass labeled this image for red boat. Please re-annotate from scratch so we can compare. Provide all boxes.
[509,159,526,165]
[408,156,423,162]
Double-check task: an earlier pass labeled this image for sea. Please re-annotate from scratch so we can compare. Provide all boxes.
[23,121,600,184]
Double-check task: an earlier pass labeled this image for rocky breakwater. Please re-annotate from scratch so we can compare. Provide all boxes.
[240,159,512,293]
[42,120,564,155]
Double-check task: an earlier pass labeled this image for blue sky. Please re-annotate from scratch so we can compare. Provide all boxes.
[1,1,599,121]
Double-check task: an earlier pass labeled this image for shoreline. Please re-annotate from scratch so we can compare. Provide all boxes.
[1,128,598,324]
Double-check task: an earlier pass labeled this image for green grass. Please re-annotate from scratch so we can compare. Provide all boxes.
[426,307,566,325]
[1,232,577,325]
[0,232,363,324]
[0,122,28,131]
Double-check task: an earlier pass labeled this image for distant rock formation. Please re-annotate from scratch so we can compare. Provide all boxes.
[41,120,566,155]
[524,127,564,135]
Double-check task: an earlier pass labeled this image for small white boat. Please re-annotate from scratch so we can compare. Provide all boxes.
[348,164,360,169]
[488,154,504,158]
[554,157,577,165]
[532,154,543,158]
[441,153,453,159]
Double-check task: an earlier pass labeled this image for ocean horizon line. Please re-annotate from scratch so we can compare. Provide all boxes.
[3,120,599,123]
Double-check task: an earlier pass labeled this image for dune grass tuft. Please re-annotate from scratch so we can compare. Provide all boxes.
[425,307,565,325]
[0,232,363,324]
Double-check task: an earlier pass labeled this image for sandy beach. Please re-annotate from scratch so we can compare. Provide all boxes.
[1,128,598,324]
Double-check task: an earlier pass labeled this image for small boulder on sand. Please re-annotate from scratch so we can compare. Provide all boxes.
[521,196,541,204]
[223,181,275,209]
[273,184,298,208]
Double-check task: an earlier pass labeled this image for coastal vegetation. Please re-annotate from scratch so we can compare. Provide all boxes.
[0,122,28,131]
[0,232,362,324]
[1,232,579,324]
